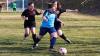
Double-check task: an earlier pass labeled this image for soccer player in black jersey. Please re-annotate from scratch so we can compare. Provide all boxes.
[21,2,42,43]
[55,2,78,44]
[54,2,71,44]
[48,1,78,44]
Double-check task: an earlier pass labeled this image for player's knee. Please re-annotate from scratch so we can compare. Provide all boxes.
[57,30,63,36]
[51,32,57,38]
[31,29,36,34]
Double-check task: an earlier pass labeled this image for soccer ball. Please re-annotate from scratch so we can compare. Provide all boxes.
[59,47,67,55]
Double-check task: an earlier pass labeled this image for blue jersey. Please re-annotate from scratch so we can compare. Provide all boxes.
[41,9,57,28]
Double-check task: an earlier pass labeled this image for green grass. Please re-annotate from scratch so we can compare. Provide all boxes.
[0,12,100,56]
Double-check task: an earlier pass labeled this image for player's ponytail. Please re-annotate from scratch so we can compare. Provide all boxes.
[57,2,62,10]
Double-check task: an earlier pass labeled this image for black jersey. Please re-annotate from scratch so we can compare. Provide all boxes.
[21,9,41,28]
[56,8,66,18]
[21,9,41,21]
[54,8,66,30]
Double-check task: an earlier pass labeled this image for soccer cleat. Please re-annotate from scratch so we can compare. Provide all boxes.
[49,46,55,51]
[49,48,54,51]
[65,38,72,44]
[36,44,38,47]
[32,45,36,49]
[49,48,57,52]
[32,44,38,49]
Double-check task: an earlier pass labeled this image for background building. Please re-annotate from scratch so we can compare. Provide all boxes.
[0,0,29,12]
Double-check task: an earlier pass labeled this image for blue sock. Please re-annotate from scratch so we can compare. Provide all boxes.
[50,37,56,49]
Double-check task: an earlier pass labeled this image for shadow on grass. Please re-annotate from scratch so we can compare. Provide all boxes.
[56,40,100,46]
[69,50,100,54]
[0,46,49,53]
[0,46,65,56]
[72,40,100,45]
[49,51,63,56]
[0,41,16,45]
[66,26,100,28]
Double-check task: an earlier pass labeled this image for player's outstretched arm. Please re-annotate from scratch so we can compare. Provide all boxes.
[66,9,78,12]
[35,9,44,15]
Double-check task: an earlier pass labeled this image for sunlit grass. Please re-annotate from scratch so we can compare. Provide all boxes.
[0,12,100,56]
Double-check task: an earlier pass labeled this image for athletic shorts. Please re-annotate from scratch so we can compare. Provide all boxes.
[39,27,56,36]
[13,8,16,11]
[24,20,36,28]
[54,21,61,30]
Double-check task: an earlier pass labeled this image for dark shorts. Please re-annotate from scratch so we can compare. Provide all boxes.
[24,20,36,28]
[13,8,16,11]
[39,27,56,36]
[54,21,61,30]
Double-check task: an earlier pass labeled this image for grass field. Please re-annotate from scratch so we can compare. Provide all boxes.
[0,12,100,56]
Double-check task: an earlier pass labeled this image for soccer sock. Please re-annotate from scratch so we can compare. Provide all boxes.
[50,37,56,49]
[32,34,37,42]
[33,37,41,46]
[60,34,71,43]
[60,34,67,41]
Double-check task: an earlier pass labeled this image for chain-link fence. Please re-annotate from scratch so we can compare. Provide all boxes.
[0,0,29,12]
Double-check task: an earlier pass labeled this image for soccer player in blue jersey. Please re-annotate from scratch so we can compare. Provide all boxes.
[32,1,58,50]
[21,2,42,43]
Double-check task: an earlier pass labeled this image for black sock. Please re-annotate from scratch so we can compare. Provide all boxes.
[60,34,71,43]
[60,34,67,41]
[33,37,41,46]
[32,34,37,43]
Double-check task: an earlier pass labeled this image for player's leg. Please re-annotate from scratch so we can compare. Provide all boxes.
[24,21,30,40]
[24,27,30,40]
[57,29,71,44]
[32,27,47,49]
[55,21,71,44]
[30,27,37,43]
[49,27,57,50]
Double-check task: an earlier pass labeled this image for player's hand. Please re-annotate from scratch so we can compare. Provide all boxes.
[40,10,44,14]
[61,22,64,26]
[74,9,78,12]
[44,18,48,22]
[66,9,78,12]
[66,9,71,12]
[43,16,48,22]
